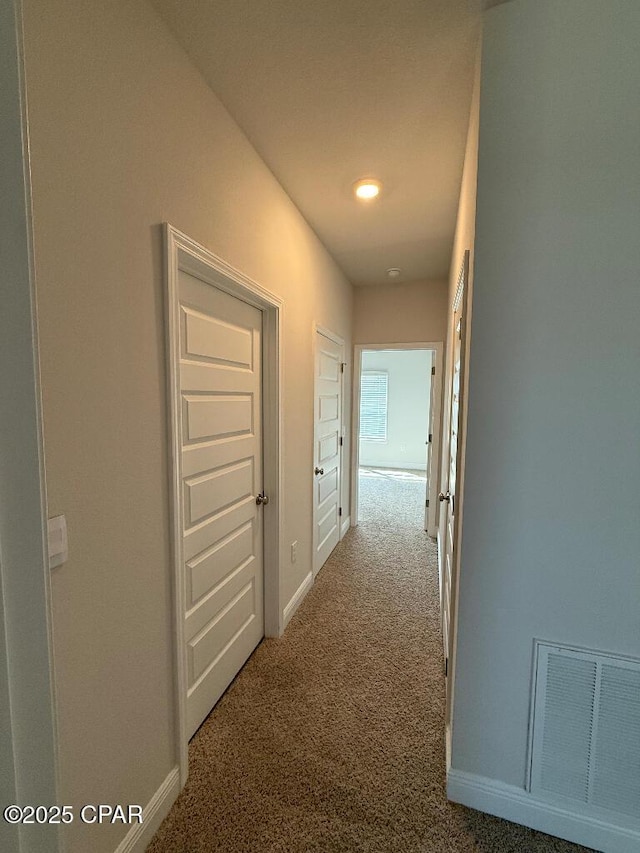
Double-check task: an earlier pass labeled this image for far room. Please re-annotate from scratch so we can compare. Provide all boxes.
[357,348,437,532]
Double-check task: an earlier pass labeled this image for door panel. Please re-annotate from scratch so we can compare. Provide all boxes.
[184,460,254,528]
[442,251,469,718]
[319,395,339,422]
[182,307,253,367]
[319,431,339,462]
[182,395,253,443]
[178,270,264,738]
[313,331,343,575]
[443,316,461,672]
[425,354,435,531]
[318,468,338,504]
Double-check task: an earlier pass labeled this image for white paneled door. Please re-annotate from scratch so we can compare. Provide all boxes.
[442,251,469,720]
[178,270,264,738]
[442,311,462,678]
[425,353,435,532]
[313,329,343,576]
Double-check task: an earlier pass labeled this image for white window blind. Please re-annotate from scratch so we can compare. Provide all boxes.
[360,371,388,441]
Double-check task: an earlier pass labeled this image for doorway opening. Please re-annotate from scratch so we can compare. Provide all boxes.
[351,343,443,537]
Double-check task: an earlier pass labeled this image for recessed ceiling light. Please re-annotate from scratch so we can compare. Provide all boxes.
[387,268,401,278]
[354,178,382,200]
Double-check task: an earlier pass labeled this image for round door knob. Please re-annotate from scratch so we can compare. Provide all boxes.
[256,493,269,506]
[438,492,451,503]
[314,467,324,475]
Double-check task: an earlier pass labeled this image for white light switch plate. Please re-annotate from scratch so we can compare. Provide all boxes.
[48,514,67,569]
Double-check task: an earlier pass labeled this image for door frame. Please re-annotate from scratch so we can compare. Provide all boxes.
[0,3,61,850]
[312,324,345,577]
[164,225,283,784]
[350,342,444,537]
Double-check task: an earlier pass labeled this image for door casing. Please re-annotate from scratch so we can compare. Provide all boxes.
[350,342,444,537]
[0,3,60,851]
[164,224,283,785]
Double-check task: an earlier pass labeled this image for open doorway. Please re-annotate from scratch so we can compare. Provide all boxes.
[351,343,443,536]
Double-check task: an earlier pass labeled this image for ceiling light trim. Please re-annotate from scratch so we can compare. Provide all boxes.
[353,178,382,201]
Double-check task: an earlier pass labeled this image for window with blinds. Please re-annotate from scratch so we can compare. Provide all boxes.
[359,371,388,442]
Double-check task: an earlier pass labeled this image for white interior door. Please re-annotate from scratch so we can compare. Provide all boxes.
[442,253,469,713]
[313,329,343,576]
[442,313,461,672]
[178,270,265,738]
[424,355,435,531]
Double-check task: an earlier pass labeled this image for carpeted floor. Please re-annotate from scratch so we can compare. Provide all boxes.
[147,469,592,852]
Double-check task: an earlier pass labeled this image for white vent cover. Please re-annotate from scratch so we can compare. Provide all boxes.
[529,642,640,819]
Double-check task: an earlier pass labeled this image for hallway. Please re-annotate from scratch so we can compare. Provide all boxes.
[148,475,589,853]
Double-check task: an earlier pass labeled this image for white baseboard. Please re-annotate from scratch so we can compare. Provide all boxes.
[114,766,180,853]
[360,462,426,471]
[340,515,351,539]
[282,570,313,631]
[447,768,640,853]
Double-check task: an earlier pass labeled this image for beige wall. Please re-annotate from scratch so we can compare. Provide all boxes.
[440,35,481,735]
[453,6,640,844]
[353,280,447,345]
[22,0,352,850]
[440,48,481,539]
[447,60,480,315]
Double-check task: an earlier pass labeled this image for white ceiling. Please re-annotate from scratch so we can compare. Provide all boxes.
[152,0,485,286]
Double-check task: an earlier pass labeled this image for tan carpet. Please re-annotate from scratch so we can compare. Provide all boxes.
[147,469,592,853]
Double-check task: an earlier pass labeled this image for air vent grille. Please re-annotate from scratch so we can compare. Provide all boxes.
[530,643,640,819]
[593,665,640,815]
[539,654,596,802]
